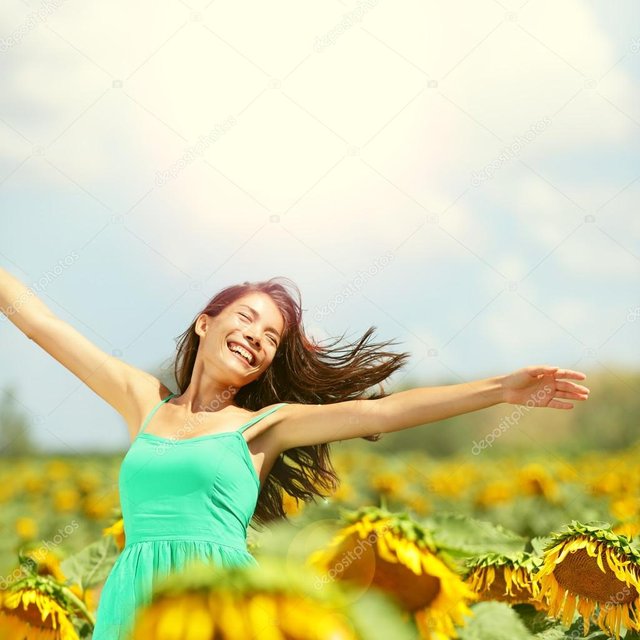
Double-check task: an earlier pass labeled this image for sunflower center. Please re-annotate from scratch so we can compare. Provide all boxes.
[554,548,638,604]
[4,601,56,628]
[374,554,441,611]
[486,572,531,603]
[323,529,441,612]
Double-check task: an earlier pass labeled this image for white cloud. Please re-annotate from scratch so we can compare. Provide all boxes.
[1,0,636,352]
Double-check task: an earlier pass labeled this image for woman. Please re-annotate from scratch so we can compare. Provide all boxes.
[0,269,590,639]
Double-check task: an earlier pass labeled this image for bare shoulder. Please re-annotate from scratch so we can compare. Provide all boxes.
[244,401,291,453]
[122,372,173,442]
[245,401,290,432]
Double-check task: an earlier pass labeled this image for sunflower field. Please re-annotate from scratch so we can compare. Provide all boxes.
[2,434,640,640]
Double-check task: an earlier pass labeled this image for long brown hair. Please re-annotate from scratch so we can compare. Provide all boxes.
[172,277,411,529]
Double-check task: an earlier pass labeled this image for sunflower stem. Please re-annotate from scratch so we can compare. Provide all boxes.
[60,585,95,627]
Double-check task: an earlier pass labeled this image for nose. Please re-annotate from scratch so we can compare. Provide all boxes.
[244,332,260,350]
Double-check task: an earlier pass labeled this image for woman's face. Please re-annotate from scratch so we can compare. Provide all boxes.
[196,291,285,386]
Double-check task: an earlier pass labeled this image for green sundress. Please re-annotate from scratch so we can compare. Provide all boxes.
[92,392,287,639]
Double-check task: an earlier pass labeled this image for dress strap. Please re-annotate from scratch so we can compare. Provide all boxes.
[237,403,288,434]
[138,392,176,435]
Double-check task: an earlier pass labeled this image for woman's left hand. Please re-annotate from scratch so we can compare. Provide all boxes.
[501,365,590,409]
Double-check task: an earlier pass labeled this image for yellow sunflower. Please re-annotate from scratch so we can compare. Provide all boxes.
[404,493,431,517]
[131,555,414,640]
[17,547,95,612]
[282,491,304,517]
[517,463,558,502]
[0,559,95,640]
[611,496,640,522]
[473,481,513,509]
[102,517,125,550]
[0,586,79,640]
[45,460,71,482]
[329,480,356,504]
[613,520,640,542]
[82,485,118,520]
[533,521,640,640]
[20,548,66,583]
[428,465,476,499]
[371,471,406,496]
[52,487,80,513]
[465,551,544,610]
[306,505,477,640]
[15,517,38,540]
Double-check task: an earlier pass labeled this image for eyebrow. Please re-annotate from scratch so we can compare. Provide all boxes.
[237,304,282,340]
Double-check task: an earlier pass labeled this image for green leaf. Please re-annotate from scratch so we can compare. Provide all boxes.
[348,587,418,640]
[74,619,93,639]
[422,512,527,556]
[60,535,119,590]
[561,619,612,640]
[514,604,614,640]
[458,601,534,640]
[532,626,571,640]
[513,603,559,635]
[529,536,553,556]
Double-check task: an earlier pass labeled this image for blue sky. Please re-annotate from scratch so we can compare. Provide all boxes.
[1,0,638,452]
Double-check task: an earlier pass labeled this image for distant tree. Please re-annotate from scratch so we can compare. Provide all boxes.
[0,384,37,456]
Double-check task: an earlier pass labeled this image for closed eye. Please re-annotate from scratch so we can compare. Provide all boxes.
[238,312,278,347]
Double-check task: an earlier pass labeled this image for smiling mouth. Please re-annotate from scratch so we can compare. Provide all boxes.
[226,341,254,367]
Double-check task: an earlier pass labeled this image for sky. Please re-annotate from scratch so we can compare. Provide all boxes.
[1,0,638,452]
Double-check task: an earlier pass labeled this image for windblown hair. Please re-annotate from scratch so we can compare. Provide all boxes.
[172,276,411,529]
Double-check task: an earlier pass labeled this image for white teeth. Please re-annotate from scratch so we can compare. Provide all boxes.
[228,342,253,364]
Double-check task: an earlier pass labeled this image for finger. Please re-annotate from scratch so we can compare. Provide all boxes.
[553,369,587,380]
[547,399,574,409]
[556,381,590,394]
[554,391,589,400]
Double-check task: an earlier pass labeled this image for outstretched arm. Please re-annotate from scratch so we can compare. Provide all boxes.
[0,266,164,441]
[272,365,590,451]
